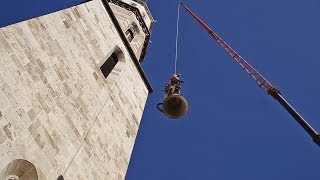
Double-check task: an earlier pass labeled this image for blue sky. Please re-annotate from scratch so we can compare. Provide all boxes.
[2,0,320,179]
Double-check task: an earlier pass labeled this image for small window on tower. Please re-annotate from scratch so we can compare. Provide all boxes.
[125,29,134,42]
[125,23,139,42]
[100,53,119,78]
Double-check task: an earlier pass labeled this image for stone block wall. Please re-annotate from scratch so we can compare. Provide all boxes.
[0,0,150,179]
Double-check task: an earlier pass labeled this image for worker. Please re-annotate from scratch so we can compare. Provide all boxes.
[164,74,183,98]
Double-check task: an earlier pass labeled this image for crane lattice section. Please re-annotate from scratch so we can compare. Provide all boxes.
[180,2,278,95]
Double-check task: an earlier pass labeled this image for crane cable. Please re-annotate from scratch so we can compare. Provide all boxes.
[174,2,181,74]
[157,2,182,115]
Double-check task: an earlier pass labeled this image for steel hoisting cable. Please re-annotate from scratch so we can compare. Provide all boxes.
[174,2,181,74]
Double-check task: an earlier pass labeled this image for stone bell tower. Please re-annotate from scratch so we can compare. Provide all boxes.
[0,0,154,179]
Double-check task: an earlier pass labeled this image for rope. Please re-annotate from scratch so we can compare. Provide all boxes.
[174,2,181,74]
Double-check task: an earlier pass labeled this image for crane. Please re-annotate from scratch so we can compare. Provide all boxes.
[178,1,320,147]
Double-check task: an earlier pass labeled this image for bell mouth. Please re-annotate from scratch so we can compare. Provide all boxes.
[162,94,189,119]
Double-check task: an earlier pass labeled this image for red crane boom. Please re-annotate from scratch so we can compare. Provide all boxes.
[179,1,320,147]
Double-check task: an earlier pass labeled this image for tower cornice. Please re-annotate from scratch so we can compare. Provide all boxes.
[108,0,153,62]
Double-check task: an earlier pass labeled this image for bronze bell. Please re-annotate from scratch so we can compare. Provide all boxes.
[162,94,188,119]
[158,74,189,119]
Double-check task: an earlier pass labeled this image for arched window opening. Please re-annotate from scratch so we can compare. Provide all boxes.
[125,23,140,42]
[57,175,64,180]
[100,53,119,78]
[125,29,134,42]
[0,159,38,180]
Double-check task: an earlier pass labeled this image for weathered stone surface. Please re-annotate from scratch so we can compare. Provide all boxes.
[0,0,152,179]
